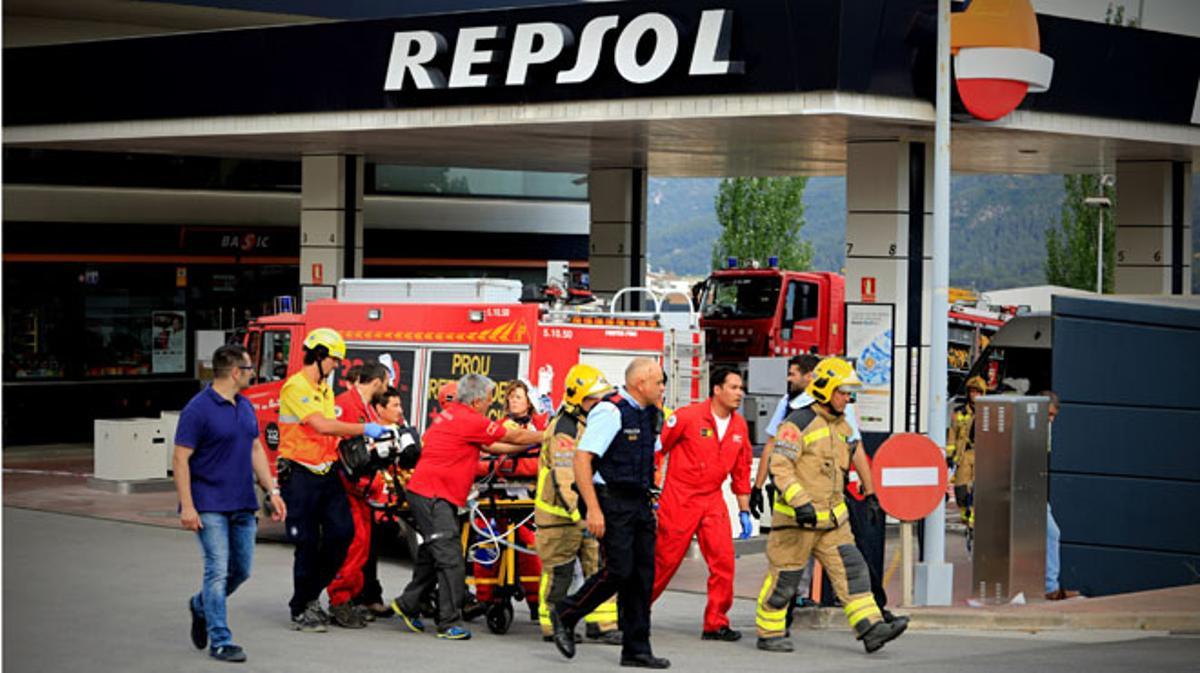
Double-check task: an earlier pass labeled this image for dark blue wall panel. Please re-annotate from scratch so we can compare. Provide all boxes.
[1051,404,1200,481]
[1060,544,1200,597]
[1051,475,1200,555]
[1049,296,1200,596]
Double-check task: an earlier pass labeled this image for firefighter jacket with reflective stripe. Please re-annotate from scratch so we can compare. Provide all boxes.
[768,403,856,531]
[593,392,658,492]
[946,402,975,463]
[535,410,586,527]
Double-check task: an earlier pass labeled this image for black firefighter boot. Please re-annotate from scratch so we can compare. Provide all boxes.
[860,617,908,653]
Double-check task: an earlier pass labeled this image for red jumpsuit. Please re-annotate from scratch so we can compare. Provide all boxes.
[651,401,752,632]
[327,388,378,607]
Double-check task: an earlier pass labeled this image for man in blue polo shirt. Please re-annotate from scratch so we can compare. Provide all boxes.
[174,344,286,663]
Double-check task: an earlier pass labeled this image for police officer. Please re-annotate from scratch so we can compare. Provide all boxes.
[754,357,906,654]
[949,376,987,534]
[549,358,669,669]
[535,364,621,645]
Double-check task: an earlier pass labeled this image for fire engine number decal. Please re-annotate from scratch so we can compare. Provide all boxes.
[486,307,511,318]
[542,327,574,339]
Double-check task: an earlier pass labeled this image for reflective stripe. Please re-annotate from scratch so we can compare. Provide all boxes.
[783,483,804,502]
[756,613,787,631]
[279,414,301,423]
[773,500,849,525]
[803,426,830,445]
[534,469,581,522]
[844,595,880,625]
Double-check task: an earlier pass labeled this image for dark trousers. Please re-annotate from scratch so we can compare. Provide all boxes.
[281,464,354,617]
[355,518,396,605]
[395,492,465,631]
[557,488,657,658]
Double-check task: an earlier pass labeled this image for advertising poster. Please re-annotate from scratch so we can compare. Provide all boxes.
[424,350,521,430]
[335,348,417,424]
[151,311,187,374]
[845,303,895,434]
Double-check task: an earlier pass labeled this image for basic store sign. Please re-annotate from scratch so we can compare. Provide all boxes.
[384,9,743,91]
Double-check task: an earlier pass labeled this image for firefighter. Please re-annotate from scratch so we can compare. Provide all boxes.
[650,367,752,642]
[949,376,988,533]
[277,328,388,633]
[534,365,621,646]
[755,357,906,654]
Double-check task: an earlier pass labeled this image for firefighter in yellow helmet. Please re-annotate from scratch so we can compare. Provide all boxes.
[534,364,622,645]
[949,376,988,534]
[277,327,389,632]
[755,357,906,654]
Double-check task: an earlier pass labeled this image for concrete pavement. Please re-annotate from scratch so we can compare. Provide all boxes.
[5,507,1200,673]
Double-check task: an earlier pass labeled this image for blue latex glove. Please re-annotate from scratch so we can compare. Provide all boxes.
[738,511,753,539]
[363,422,386,439]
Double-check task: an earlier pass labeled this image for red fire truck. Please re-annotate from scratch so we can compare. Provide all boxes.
[242,279,705,465]
[698,267,846,362]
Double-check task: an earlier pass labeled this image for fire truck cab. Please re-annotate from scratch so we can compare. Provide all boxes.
[242,278,705,466]
[698,267,846,363]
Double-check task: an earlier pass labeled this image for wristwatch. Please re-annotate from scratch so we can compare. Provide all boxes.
[268,486,281,496]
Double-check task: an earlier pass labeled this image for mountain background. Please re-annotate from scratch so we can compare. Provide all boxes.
[647,175,1200,293]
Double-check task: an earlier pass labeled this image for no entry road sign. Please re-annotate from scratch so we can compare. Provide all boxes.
[870,433,947,521]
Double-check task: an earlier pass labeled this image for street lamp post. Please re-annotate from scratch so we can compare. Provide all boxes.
[1085,194,1112,294]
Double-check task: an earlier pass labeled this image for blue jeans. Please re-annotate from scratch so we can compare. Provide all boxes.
[1046,504,1061,594]
[192,510,257,648]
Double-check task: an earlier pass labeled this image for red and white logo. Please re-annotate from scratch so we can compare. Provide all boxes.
[952,0,1054,121]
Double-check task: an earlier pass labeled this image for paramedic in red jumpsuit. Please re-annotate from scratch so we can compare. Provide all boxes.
[651,367,752,641]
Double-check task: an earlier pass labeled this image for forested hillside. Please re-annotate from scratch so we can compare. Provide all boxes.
[647,174,1070,291]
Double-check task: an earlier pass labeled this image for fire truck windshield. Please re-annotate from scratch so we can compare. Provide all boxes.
[701,276,780,320]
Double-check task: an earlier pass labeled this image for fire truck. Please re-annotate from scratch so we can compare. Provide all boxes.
[698,266,846,361]
[242,278,706,466]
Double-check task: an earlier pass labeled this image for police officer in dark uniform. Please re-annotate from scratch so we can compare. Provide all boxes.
[549,357,669,669]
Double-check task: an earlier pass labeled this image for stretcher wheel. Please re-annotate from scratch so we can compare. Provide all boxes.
[486,601,513,634]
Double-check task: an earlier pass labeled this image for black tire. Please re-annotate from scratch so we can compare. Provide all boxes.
[486,600,513,635]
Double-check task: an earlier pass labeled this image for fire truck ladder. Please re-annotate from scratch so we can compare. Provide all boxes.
[608,288,706,410]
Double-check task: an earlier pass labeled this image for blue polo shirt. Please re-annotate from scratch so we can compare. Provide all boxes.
[175,385,260,513]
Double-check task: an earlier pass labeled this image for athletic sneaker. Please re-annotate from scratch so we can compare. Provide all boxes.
[209,644,247,663]
[329,601,367,629]
[437,625,472,640]
[291,605,328,633]
[389,599,425,633]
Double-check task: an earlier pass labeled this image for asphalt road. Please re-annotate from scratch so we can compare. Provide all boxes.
[4,507,1198,673]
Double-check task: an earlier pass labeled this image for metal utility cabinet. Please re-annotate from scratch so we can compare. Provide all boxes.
[972,396,1050,603]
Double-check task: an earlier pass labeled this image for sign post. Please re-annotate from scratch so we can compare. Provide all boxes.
[871,433,948,606]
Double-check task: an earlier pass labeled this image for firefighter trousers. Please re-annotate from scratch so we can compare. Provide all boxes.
[651,488,735,632]
[755,522,882,640]
[536,523,618,636]
[327,476,372,606]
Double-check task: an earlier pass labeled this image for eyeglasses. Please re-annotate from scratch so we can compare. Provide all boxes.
[238,365,255,371]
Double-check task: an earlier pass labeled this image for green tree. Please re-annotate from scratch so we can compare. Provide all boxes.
[711,177,813,270]
[1044,174,1115,292]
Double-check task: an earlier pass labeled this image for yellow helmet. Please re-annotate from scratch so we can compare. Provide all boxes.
[303,327,346,360]
[563,364,614,408]
[807,357,862,404]
[966,376,988,394]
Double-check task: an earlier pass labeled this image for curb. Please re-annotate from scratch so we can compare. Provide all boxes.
[790,607,1200,632]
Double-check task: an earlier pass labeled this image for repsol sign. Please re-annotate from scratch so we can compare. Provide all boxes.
[383,9,743,91]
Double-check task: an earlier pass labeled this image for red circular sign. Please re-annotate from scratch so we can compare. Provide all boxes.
[870,433,947,521]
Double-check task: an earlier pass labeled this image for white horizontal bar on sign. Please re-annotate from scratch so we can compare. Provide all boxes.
[880,467,939,487]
